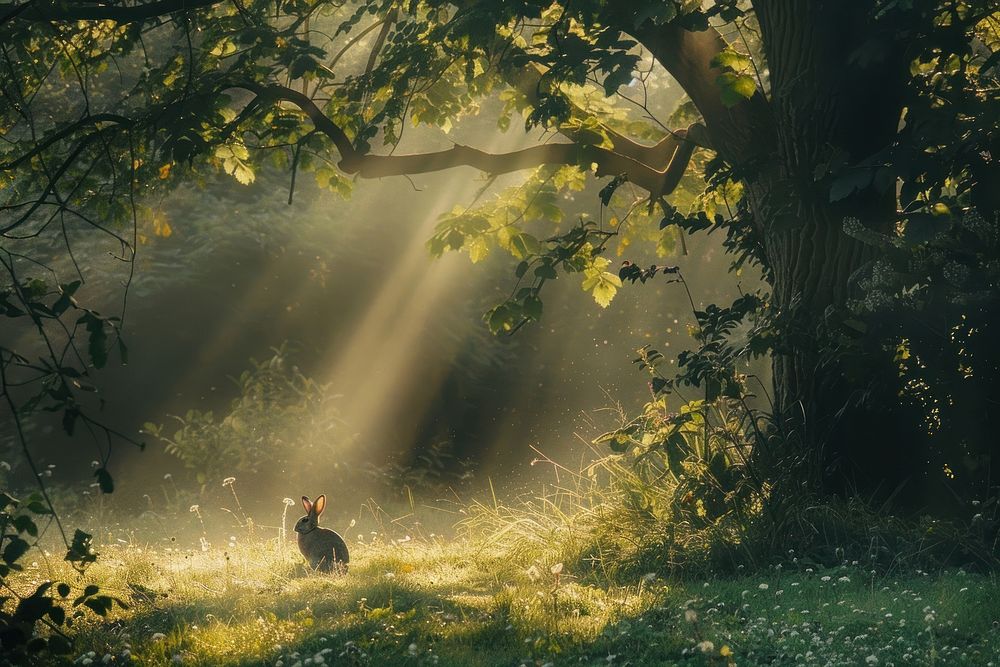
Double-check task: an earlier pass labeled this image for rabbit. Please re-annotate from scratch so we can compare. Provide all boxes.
[294,494,349,573]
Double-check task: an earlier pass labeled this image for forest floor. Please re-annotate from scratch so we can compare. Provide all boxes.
[21,533,1000,667]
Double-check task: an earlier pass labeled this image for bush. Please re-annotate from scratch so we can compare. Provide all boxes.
[145,344,473,498]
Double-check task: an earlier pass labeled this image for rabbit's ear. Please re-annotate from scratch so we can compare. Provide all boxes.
[314,494,326,517]
[301,496,312,513]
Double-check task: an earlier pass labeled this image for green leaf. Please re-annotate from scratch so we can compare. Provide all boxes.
[710,48,751,72]
[289,55,318,79]
[715,72,756,107]
[486,304,516,334]
[599,174,628,206]
[94,468,114,494]
[13,514,38,537]
[66,530,98,567]
[80,313,108,369]
[522,295,543,321]
[509,233,540,260]
[581,256,623,308]
[829,168,874,202]
[3,536,30,565]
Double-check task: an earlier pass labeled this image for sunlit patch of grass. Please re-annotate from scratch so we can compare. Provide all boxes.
[13,526,996,666]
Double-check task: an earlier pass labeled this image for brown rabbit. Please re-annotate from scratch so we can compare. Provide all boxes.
[294,495,349,573]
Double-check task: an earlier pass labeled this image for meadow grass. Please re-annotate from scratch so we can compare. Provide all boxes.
[14,520,1000,667]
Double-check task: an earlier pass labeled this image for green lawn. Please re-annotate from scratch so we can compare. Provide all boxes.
[20,534,999,666]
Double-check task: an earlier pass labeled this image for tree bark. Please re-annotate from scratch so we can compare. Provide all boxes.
[746,1,913,499]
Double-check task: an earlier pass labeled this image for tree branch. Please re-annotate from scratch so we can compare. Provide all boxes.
[631,20,770,164]
[0,0,223,23]
[234,82,697,197]
[0,113,132,172]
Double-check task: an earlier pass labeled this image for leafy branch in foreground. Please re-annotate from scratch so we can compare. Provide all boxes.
[0,493,126,660]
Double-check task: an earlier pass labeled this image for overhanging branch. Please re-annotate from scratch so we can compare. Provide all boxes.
[631,20,769,164]
[236,83,700,197]
[0,0,223,23]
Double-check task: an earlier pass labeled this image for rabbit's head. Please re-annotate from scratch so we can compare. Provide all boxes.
[294,494,326,533]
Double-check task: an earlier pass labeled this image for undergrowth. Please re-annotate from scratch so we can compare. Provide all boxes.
[8,503,1000,667]
[4,453,998,667]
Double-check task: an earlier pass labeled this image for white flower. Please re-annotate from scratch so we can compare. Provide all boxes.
[152,632,167,641]
[821,575,831,582]
[696,640,715,653]
[684,609,698,623]
[865,655,878,665]
[758,583,769,590]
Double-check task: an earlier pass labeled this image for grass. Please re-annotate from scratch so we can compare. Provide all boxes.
[13,516,1000,667]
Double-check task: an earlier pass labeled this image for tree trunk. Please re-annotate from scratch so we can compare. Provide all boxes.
[749,1,914,501]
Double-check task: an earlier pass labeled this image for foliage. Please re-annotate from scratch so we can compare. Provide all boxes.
[7,498,1000,666]
[0,0,998,623]
[844,207,1000,498]
[145,344,473,495]
[144,344,355,485]
[0,492,124,663]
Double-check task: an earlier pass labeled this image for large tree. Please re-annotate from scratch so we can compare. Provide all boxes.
[2,1,997,508]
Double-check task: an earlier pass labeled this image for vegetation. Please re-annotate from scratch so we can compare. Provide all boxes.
[7,492,1000,667]
[3,0,997,501]
[1,0,998,662]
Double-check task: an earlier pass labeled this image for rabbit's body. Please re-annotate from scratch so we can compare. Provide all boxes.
[295,495,349,573]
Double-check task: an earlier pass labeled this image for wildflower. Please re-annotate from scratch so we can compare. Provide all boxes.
[696,640,715,653]
[152,633,166,641]
[550,562,563,575]
[758,583,769,590]
[865,656,878,665]
[720,645,733,657]
[222,477,236,487]
[684,609,698,623]
[283,498,295,506]
[526,565,541,582]
[408,644,418,656]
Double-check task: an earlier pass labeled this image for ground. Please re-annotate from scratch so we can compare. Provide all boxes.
[17,530,1000,666]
